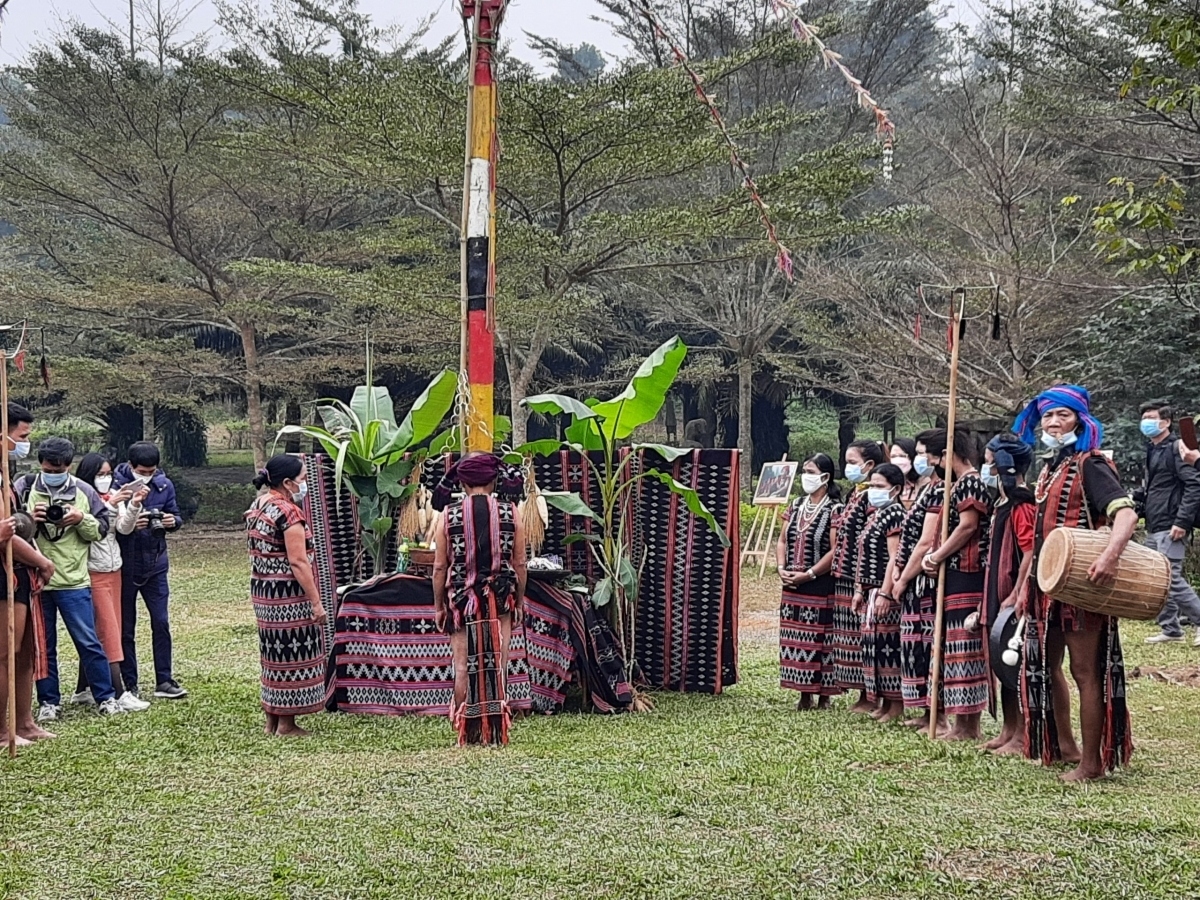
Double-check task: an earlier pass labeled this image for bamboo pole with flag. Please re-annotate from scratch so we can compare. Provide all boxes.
[460,1,505,453]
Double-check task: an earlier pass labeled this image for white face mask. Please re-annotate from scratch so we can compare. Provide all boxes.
[800,473,827,495]
[291,481,308,504]
[11,440,31,460]
[94,475,113,494]
[1041,430,1078,450]
[890,455,912,474]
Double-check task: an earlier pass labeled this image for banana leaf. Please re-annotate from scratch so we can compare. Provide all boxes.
[591,336,686,441]
[643,470,730,548]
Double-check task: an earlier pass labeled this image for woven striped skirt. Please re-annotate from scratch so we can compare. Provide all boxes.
[940,570,988,716]
[862,589,903,702]
[780,575,839,696]
[900,578,934,709]
[831,576,865,691]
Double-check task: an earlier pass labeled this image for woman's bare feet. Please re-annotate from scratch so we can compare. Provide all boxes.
[817,697,832,710]
[876,701,904,724]
[274,716,311,738]
[17,725,56,742]
[903,712,930,729]
[849,692,876,714]
[264,713,279,736]
[796,695,814,711]
[1060,763,1106,783]
[0,732,33,748]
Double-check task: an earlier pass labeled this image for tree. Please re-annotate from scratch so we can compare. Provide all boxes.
[0,27,426,467]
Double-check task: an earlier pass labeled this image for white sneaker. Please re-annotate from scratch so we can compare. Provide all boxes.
[1193,631,1200,648]
[69,688,95,706]
[116,691,151,712]
[97,698,124,716]
[37,704,61,723]
[1145,632,1185,644]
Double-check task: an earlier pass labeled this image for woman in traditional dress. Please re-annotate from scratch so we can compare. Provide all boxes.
[980,433,1035,755]
[921,427,993,741]
[433,453,528,746]
[855,463,907,723]
[892,432,946,730]
[777,453,841,710]
[245,455,328,737]
[1013,386,1137,781]
[831,439,886,713]
[890,438,922,508]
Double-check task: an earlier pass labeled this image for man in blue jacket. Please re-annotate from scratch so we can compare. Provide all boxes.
[112,441,187,699]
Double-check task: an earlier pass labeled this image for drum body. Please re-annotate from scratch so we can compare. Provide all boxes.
[1036,527,1170,620]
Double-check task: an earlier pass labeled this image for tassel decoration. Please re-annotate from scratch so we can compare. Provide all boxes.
[518,463,547,557]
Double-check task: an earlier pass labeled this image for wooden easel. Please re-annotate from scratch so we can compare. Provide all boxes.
[740,456,793,578]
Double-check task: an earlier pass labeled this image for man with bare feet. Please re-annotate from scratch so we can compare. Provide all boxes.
[2,403,59,747]
[920,427,993,742]
[980,434,1035,757]
[1014,386,1137,782]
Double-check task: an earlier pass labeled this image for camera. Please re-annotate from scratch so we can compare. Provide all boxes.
[45,501,68,524]
[144,508,166,533]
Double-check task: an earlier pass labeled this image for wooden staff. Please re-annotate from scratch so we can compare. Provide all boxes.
[927,289,965,741]
[2,353,15,758]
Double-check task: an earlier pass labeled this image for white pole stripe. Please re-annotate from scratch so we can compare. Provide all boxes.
[467,159,491,239]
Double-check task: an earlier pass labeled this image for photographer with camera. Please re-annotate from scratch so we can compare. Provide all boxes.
[17,437,122,719]
[112,441,186,700]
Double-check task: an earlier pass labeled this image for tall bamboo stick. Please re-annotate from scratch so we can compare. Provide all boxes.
[927,290,964,741]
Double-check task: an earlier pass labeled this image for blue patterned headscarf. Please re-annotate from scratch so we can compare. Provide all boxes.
[1011,384,1104,452]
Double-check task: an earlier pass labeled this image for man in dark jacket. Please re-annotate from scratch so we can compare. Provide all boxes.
[112,441,187,698]
[1139,404,1200,645]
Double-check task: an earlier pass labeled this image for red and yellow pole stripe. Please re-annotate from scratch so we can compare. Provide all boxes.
[461,1,504,452]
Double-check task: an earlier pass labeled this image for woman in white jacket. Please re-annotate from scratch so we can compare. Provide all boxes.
[71,454,150,712]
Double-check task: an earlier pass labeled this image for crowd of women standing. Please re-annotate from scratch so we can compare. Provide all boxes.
[778,428,998,741]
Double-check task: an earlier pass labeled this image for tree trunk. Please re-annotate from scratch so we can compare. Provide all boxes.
[284,399,302,454]
[737,356,753,492]
[142,400,156,442]
[238,318,267,470]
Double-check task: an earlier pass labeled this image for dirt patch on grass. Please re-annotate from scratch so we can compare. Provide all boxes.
[926,848,1055,882]
[1131,665,1200,688]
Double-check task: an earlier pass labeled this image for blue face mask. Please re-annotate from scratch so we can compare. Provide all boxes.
[1140,419,1164,438]
[913,455,931,477]
[845,464,866,484]
[41,471,70,488]
[867,487,893,508]
[980,463,999,489]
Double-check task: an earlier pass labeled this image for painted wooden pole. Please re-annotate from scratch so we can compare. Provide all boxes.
[461,1,505,452]
[927,289,965,741]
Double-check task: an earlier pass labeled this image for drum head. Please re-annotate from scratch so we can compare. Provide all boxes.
[989,605,1021,692]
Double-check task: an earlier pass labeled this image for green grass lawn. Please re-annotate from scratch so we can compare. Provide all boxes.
[4,535,1200,900]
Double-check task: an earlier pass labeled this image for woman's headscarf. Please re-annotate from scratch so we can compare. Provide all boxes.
[1011,384,1104,453]
[986,432,1034,493]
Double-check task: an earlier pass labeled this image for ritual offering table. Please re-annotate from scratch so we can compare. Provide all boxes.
[325,573,633,716]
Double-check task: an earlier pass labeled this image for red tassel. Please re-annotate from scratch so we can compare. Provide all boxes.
[913,312,922,342]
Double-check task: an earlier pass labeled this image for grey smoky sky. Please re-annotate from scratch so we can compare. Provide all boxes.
[0,0,629,66]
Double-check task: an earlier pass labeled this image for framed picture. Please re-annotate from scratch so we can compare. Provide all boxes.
[753,460,798,506]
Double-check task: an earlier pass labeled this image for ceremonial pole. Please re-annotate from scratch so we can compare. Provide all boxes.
[461,1,504,453]
[927,289,965,741]
[2,352,15,758]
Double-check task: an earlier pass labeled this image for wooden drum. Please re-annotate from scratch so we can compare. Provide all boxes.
[1037,527,1170,620]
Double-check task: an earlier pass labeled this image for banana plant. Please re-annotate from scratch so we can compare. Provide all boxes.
[518,336,730,688]
[277,360,457,579]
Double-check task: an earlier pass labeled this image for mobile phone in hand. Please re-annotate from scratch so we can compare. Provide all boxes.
[1181,416,1198,451]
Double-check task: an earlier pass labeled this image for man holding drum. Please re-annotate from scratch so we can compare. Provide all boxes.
[1014,385,1138,782]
